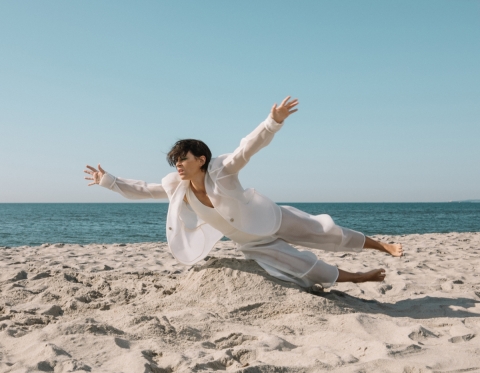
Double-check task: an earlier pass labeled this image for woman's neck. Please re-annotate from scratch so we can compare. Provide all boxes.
[189,172,207,194]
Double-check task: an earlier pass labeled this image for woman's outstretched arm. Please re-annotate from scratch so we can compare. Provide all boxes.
[84,164,168,200]
[222,97,298,175]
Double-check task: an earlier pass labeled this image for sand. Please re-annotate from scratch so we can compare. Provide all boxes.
[1,232,480,372]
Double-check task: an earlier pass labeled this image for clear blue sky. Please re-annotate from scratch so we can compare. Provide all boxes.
[1,1,478,202]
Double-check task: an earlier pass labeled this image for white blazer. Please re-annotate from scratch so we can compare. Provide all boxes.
[99,115,284,265]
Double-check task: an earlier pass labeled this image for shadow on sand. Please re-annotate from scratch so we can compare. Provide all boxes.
[316,290,480,319]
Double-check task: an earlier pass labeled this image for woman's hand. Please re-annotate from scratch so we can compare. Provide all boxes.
[270,96,299,124]
[84,164,106,186]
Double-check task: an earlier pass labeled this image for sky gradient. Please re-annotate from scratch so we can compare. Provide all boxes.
[1,1,479,202]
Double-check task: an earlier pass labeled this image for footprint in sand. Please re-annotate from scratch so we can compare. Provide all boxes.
[408,326,438,342]
[213,332,257,349]
[448,334,476,343]
[387,344,423,357]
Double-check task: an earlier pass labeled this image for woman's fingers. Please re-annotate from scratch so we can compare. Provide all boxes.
[288,109,298,114]
[287,99,298,108]
[280,96,291,107]
[84,163,103,186]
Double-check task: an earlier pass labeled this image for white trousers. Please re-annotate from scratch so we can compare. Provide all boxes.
[238,205,366,288]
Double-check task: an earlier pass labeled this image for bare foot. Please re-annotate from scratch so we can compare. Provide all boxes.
[382,243,403,257]
[353,269,386,283]
[363,237,404,257]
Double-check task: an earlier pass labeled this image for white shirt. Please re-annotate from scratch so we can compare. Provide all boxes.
[185,185,268,245]
[100,115,284,265]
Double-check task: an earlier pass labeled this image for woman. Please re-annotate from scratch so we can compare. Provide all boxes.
[84,97,403,289]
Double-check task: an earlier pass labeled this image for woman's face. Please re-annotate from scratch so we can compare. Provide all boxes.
[175,151,205,180]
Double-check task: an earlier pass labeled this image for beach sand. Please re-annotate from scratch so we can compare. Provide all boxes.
[1,232,480,372]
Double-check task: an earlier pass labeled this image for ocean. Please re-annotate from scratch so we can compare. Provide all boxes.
[1,203,479,247]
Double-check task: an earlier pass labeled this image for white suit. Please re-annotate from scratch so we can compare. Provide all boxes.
[99,115,365,287]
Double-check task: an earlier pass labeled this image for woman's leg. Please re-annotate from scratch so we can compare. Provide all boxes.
[277,206,403,257]
[276,206,365,252]
[363,236,403,257]
[268,206,400,286]
[336,268,386,283]
[305,260,386,285]
[242,239,339,288]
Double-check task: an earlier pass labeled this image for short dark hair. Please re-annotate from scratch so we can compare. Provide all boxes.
[167,139,212,172]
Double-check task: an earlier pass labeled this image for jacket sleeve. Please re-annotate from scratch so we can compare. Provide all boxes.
[98,172,168,200]
[222,115,284,175]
